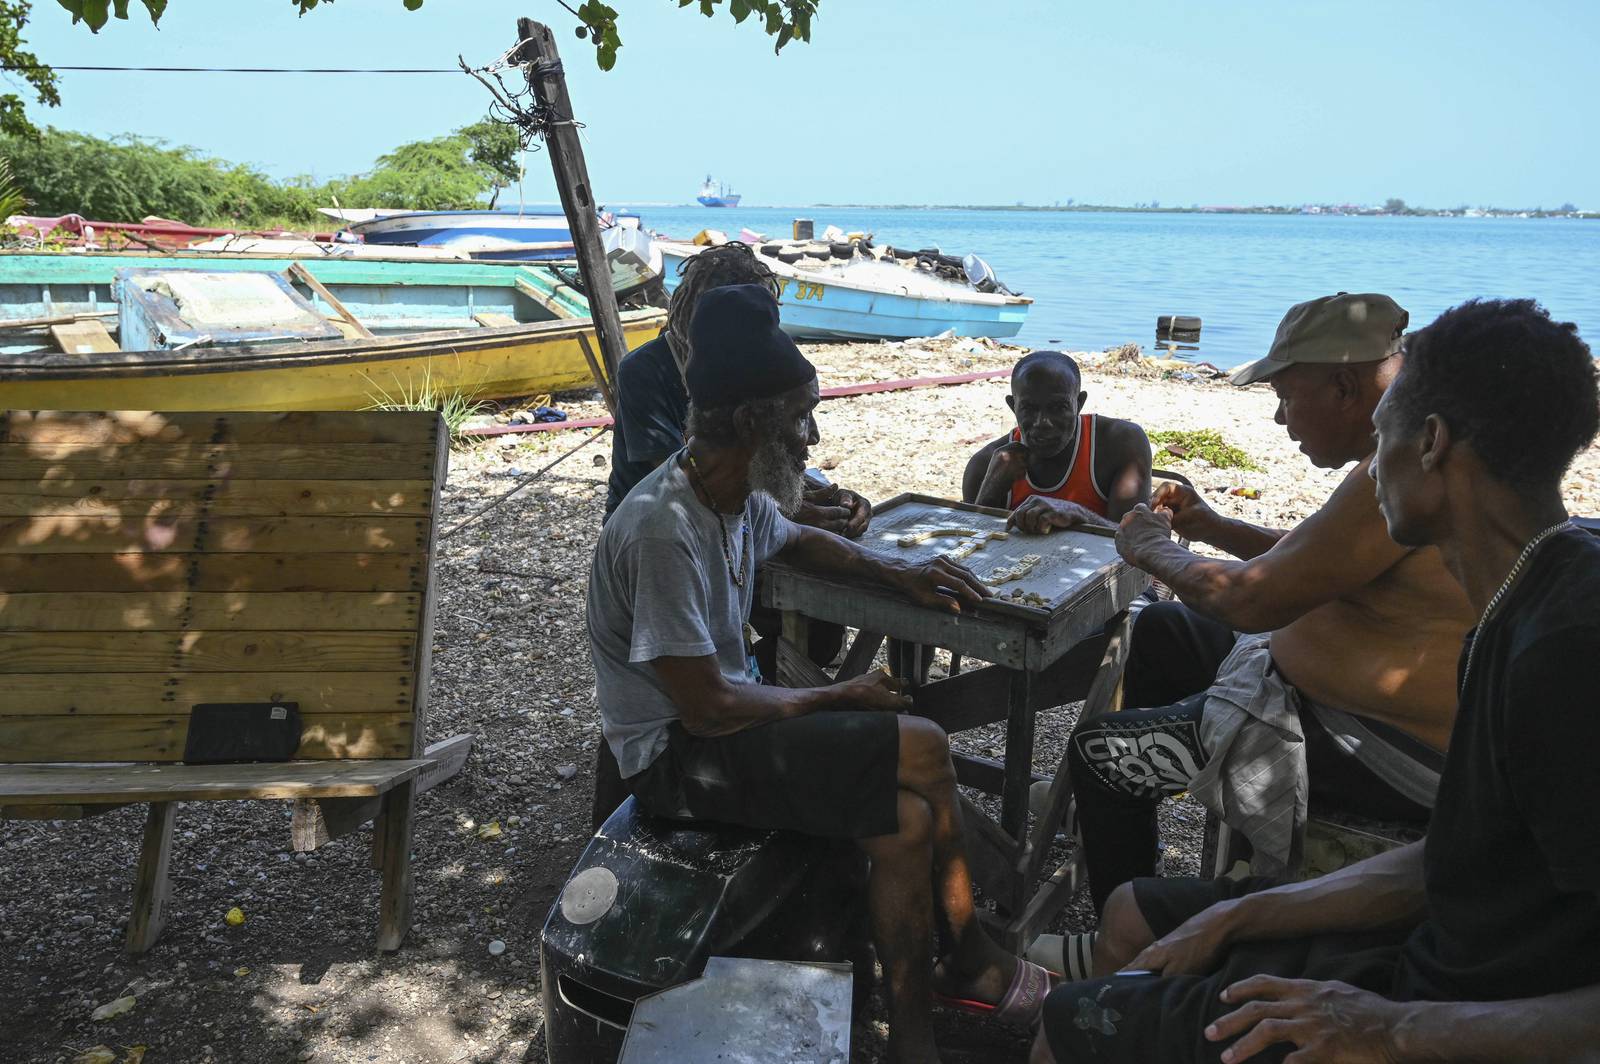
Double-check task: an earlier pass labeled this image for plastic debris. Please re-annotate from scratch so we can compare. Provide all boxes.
[225,907,246,927]
[234,966,251,977]
[124,1048,148,1064]
[476,821,503,840]
[71,1048,116,1064]
[555,763,578,781]
[90,995,136,1021]
[488,939,507,956]
[1229,487,1263,499]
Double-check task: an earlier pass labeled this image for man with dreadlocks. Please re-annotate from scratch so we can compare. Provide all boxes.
[590,285,1055,1062]
[592,242,871,827]
[603,241,872,537]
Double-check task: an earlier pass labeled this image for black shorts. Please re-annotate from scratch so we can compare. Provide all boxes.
[1041,876,1409,1064]
[626,711,901,839]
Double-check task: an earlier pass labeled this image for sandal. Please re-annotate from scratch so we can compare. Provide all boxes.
[933,958,1054,1030]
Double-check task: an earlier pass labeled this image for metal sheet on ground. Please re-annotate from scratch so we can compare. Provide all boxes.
[618,957,851,1064]
[862,494,1122,615]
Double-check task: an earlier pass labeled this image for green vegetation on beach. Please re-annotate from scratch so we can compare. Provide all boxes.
[1149,429,1262,471]
[0,120,521,229]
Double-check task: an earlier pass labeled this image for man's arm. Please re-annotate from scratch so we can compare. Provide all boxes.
[1114,457,1408,633]
[1126,841,1428,976]
[652,654,909,736]
[776,522,991,614]
[1208,973,1600,1064]
[1152,480,1287,560]
[963,436,1020,507]
[1100,420,1153,522]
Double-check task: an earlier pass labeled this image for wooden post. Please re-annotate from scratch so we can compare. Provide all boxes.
[517,17,628,417]
[125,801,176,954]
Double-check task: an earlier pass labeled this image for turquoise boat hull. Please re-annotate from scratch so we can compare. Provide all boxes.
[658,244,1029,341]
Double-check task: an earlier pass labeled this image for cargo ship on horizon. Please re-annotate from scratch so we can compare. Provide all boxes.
[696,175,741,208]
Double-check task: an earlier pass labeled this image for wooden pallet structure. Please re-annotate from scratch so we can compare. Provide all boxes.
[0,410,472,953]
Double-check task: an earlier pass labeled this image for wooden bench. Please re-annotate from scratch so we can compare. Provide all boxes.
[0,410,472,953]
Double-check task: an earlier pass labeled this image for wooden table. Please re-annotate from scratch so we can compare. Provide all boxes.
[763,494,1150,949]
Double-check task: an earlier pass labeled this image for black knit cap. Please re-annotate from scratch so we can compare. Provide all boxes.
[685,283,817,408]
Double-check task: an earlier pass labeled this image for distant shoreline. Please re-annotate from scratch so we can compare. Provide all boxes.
[594,202,1598,220]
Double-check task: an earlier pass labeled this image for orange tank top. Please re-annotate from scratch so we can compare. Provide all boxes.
[1007,414,1108,514]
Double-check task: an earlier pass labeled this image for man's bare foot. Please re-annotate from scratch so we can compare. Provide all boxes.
[930,950,1019,1006]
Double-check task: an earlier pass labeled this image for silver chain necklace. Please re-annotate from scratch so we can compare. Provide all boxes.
[1459,519,1573,696]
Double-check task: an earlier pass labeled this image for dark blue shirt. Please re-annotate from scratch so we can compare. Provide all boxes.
[604,335,688,520]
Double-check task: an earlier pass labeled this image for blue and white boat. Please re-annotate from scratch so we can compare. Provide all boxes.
[657,240,1030,341]
[342,209,642,262]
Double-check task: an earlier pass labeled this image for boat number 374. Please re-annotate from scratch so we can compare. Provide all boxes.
[776,279,826,301]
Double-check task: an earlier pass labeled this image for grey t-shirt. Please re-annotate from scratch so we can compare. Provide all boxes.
[586,452,793,777]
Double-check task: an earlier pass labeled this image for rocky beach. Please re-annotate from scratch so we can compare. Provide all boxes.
[6,337,1598,1064]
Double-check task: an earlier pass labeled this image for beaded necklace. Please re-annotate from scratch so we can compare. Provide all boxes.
[1459,519,1573,696]
[685,450,751,588]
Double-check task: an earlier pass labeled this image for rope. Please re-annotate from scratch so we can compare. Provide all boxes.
[1,64,460,73]
[440,425,610,541]
[456,38,582,153]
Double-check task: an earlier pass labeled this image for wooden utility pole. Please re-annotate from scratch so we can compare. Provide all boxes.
[517,17,626,415]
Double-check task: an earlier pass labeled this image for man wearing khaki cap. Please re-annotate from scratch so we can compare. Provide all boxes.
[1018,293,1475,979]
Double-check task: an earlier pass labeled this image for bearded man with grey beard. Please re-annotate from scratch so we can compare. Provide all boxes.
[587,285,1055,1062]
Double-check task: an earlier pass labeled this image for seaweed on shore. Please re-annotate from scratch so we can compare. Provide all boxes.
[1149,428,1263,471]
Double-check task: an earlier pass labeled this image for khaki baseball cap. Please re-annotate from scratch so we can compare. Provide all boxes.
[1230,292,1409,387]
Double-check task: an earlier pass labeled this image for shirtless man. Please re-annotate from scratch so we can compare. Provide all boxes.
[1032,296,1600,1064]
[1028,294,1476,945]
[962,351,1152,526]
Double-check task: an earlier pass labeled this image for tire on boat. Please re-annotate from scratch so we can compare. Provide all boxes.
[829,242,854,259]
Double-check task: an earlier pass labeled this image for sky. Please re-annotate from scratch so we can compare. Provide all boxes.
[12,0,1600,209]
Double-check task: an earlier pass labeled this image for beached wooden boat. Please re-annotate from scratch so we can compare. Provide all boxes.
[0,253,663,411]
[657,240,1030,341]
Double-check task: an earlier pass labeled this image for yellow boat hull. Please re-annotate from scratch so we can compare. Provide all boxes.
[0,313,664,412]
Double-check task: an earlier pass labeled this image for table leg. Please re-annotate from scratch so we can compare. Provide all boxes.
[1000,667,1036,915]
[781,609,811,661]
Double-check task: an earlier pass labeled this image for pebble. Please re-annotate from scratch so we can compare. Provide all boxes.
[487,940,506,956]
[555,764,578,780]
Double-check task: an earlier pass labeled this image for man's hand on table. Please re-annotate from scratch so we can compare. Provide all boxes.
[1206,976,1410,1063]
[1115,503,1176,570]
[832,668,913,712]
[795,482,873,540]
[1007,495,1112,533]
[891,556,991,614]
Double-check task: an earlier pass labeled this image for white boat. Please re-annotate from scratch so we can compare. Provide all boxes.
[657,240,1030,341]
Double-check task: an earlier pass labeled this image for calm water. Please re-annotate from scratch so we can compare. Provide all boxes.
[601,206,1600,369]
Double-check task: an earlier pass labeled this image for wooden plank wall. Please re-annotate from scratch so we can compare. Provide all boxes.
[0,411,445,762]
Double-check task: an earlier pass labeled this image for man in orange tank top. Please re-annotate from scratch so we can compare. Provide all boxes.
[962,351,1153,526]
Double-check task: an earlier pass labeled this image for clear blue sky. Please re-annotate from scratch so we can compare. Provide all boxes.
[14,0,1599,209]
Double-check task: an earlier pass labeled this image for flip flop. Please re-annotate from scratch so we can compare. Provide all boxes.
[933,958,1055,1030]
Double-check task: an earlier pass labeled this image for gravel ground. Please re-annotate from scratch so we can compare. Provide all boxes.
[6,337,1598,1064]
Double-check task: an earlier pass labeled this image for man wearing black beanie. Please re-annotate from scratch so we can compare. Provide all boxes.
[588,285,1054,1060]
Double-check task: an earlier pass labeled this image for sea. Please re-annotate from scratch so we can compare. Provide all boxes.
[594,205,1600,370]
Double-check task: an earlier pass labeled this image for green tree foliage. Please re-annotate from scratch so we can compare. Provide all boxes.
[0,118,521,224]
[53,0,816,73]
[334,132,492,211]
[459,118,522,205]
[0,156,27,216]
[1383,197,1409,214]
[0,127,322,222]
[1,1,62,138]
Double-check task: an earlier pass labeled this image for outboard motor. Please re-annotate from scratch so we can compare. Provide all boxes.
[540,797,870,1063]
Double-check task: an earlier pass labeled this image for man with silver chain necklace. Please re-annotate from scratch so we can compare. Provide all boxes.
[588,285,1055,1062]
[1031,297,1600,1063]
